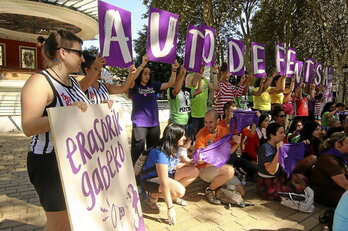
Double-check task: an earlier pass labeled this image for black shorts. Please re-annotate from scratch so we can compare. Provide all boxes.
[27,151,66,212]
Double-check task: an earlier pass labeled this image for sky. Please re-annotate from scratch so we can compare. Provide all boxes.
[82,0,147,50]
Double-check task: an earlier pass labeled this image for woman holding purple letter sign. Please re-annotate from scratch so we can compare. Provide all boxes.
[129,57,179,165]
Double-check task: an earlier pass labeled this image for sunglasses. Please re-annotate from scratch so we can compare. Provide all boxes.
[57,47,83,57]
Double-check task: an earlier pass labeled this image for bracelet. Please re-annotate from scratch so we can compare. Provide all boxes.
[94,67,101,73]
[172,68,177,72]
[167,205,174,210]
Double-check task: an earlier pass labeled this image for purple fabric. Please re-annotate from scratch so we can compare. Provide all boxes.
[286,48,297,78]
[147,7,179,64]
[251,42,266,78]
[98,1,133,68]
[184,25,205,72]
[303,58,315,84]
[322,66,329,87]
[294,61,303,88]
[130,82,162,127]
[279,143,306,178]
[314,62,323,85]
[193,134,232,168]
[229,110,259,133]
[227,39,245,76]
[201,25,216,67]
[322,148,348,165]
[275,42,286,75]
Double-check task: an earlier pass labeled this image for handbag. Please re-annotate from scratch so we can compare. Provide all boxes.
[279,187,315,213]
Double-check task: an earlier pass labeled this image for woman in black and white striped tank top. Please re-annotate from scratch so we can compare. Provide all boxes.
[81,51,140,104]
[20,30,104,230]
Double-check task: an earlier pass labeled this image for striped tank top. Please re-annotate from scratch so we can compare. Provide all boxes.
[30,70,91,154]
[85,81,111,104]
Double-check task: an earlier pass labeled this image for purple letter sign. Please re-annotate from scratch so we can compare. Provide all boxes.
[303,58,315,84]
[286,48,297,78]
[294,61,303,88]
[275,42,286,75]
[184,25,205,72]
[252,42,266,78]
[227,39,245,76]
[147,7,179,64]
[314,62,323,85]
[98,1,133,68]
[201,25,216,67]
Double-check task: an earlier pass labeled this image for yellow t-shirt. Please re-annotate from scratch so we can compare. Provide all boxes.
[253,87,271,111]
[270,88,284,104]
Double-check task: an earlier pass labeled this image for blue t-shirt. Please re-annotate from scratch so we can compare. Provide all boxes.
[141,148,178,180]
[258,142,281,177]
[333,191,348,231]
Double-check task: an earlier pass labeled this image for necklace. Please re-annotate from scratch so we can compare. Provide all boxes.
[50,68,70,86]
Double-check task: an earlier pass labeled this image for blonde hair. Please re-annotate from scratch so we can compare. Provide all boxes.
[320,132,347,152]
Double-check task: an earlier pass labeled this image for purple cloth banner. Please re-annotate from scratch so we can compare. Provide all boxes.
[229,110,259,133]
[322,66,329,87]
[147,7,179,64]
[227,39,245,76]
[279,143,306,178]
[303,58,315,84]
[193,134,232,168]
[98,1,133,68]
[314,62,323,85]
[251,42,266,78]
[294,61,303,88]
[184,25,205,72]
[201,25,216,67]
[275,42,286,75]
[286,48,297,78]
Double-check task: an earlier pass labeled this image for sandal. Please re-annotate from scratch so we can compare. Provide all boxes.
[147,193,160,210]
[173,198,188,206]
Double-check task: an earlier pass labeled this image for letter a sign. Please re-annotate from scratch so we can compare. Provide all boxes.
[98,1,133,68]
[147,7,179,64]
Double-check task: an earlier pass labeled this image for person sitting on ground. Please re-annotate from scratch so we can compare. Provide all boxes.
[257,123,287,200]
[195,110,241,205]
[299,121,323,157]
[140,123,199,225]
[287,119,303,143]
[311,132,348,207]
[270,105,286,127]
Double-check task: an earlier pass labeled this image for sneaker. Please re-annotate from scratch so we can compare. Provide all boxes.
[205,187,221,205]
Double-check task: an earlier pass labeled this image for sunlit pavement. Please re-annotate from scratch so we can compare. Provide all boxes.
[0,133,327,231]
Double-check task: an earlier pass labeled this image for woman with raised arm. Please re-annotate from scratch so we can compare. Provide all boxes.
[21,30,104,231]
[129,59,179,165]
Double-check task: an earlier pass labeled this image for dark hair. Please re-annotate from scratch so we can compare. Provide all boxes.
[325,127,344,139]
[320,132,347,153]
[81,50,95,75]
[135,67,152,85]
[271,75,281,87]
[271,105,284,120]
[336,103,345,108]
[37,30,83,66]
[258,114,269,128]
[254,77,262,88]
[266,122,283,140]
[222,102,236,118]
[321,102,335,116]
[219,62,228,73]
[156,123,185,157]
[287,119,303,136]
[300,121,320,142]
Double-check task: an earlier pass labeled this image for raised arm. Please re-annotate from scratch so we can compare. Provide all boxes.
[171,66,187,97]
[283,76,295,94]
[79,54,106,91]
[160,60,179,91]
[207,66,219,91]
[264,142,282,175]
[106,65,137,94]
[129,54,148,89]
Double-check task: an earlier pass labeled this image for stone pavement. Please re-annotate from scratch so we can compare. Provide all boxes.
[0,133,328,231]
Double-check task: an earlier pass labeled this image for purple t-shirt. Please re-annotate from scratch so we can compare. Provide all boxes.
[131,82,162,127]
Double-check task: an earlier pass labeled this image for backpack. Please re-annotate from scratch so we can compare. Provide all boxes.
[133,149,156,185]
[215,188,244,206]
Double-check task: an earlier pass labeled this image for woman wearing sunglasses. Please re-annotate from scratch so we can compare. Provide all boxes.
[21,30,104,230]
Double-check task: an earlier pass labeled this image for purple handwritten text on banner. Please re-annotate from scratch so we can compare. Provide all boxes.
[98,1,133,68]
[227,39,245,76]
[303,58,315,84]
[147,7,179,64]
[275,42,286,75]
[252,42,266,78]
[201,25,216,67]
[184,25,205,72]
[286,48,297,78]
